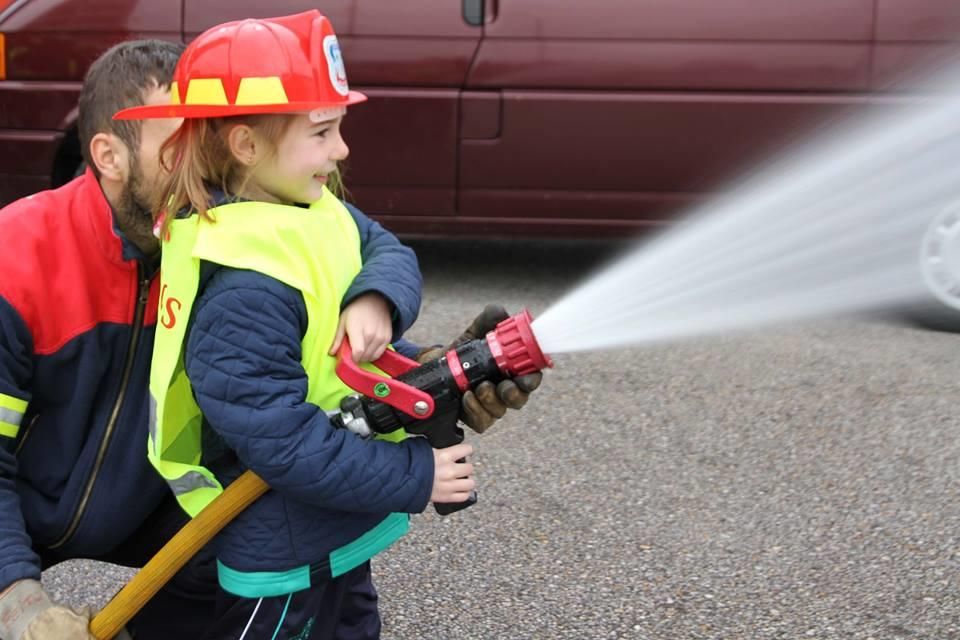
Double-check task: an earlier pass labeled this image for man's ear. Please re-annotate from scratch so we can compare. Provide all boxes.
[89,132,129,182]
[226,124,258,166]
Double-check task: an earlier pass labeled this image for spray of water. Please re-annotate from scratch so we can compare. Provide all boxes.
[532,60,960,355]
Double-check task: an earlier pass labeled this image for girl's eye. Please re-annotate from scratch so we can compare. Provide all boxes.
[315,129,329,138]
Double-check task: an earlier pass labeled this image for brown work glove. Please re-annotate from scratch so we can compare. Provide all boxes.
[416,305,543,434]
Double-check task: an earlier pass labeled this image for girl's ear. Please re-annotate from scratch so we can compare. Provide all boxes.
[226,124,259,166]
[89,132,129,183]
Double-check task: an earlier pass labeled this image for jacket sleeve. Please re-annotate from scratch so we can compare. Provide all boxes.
[341,202,422,338]
[184,268,435,514]
[0,297,41,590]
[391,338,423,360]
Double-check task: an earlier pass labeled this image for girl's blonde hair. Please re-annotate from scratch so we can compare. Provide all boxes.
[154,113,346,233]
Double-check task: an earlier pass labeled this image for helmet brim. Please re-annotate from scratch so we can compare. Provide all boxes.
[113,90,367,120]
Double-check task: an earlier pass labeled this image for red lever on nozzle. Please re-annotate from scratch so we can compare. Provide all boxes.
[335,339,436,418]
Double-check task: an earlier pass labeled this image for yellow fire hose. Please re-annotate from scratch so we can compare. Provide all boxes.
[89,470,269,640]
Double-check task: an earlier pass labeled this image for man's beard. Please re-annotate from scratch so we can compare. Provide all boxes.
[114,156,160,254]
[116,158,156,240]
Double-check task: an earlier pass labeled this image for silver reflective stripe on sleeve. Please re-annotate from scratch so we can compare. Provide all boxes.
[168,471,220,496]
[0,407,23,438]
[0,394,27,439]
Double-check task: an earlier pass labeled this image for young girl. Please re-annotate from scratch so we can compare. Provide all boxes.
[115,11,475,639]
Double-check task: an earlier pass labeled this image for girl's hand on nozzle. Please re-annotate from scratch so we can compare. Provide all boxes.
[431,443,475,504]
[328,292,393,363]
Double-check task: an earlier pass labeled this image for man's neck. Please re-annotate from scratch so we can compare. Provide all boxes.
[118,217,160,257]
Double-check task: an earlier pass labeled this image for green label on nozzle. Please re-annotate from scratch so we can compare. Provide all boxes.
[374,382,391,397]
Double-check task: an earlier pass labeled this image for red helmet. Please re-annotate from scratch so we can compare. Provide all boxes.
[114,10,366,120]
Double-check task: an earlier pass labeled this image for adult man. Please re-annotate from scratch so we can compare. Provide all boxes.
[0,38,539,640]
[0,39,210,640]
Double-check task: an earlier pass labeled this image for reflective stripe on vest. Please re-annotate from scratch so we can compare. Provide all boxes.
[149,190,403,517]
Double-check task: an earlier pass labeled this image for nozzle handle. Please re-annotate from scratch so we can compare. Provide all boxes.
[425,424,477,516]
[435,487,477,516]
[335,338,436,419]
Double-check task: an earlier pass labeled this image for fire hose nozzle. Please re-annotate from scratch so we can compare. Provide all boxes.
[487,309,554,377]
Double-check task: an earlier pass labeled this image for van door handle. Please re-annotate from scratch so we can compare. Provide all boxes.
[463,0,484,26]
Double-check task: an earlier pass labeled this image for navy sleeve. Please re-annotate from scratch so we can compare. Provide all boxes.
[391,338,423,360]
[342,203,422,338]
[0,297,40,590]
[184,268,435,514]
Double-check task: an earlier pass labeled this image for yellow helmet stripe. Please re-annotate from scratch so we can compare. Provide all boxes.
[184,78,229,105]
[176,77,290,107]
[235,77,289,106]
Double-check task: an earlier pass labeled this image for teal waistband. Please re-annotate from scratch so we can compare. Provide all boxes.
[217,561,310,599]
[217,512,410,597]
[330,512,409,577]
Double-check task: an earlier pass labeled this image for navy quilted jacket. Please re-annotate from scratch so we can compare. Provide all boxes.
[183,202,435,573]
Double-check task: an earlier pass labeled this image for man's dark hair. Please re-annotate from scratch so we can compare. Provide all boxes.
[78,39,183,176]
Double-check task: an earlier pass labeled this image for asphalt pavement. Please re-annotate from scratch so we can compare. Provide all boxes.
[46,238,960,639]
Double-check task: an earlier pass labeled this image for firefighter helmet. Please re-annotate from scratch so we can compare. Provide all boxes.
[114,10,366,120]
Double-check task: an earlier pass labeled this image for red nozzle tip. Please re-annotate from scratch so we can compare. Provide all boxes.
[487,309,553,376]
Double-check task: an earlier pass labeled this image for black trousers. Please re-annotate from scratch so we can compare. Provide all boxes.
[203,561,381,640]
[38,493,217,639]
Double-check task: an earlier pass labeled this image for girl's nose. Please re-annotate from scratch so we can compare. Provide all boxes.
[337,138,350,161]
[333,134,350,162]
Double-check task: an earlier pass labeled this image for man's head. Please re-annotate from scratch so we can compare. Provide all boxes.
[78,40,183,246]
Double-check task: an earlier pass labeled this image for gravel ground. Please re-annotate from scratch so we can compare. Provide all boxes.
[46,239,960,639]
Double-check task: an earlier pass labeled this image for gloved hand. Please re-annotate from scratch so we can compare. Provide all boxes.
[416,305,542,433]
[22,605,95,640]
[0,579,130,640]
[0,578,87,640]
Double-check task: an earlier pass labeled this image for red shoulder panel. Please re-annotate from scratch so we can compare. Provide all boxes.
[0,173,157,355]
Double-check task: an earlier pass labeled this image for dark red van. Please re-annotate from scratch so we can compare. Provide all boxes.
[1,0,959,238]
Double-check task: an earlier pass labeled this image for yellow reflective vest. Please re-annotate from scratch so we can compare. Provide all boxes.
[148,191,403,518]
